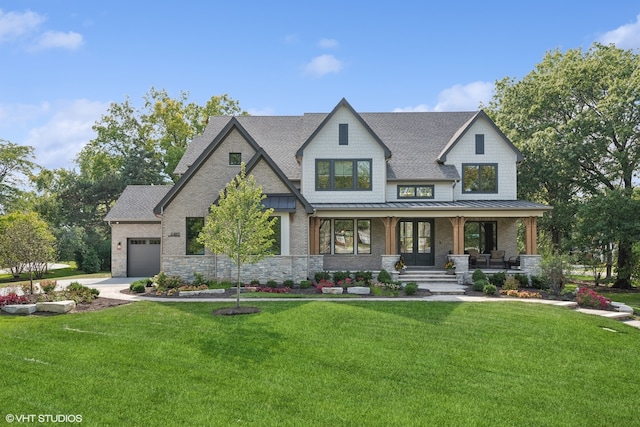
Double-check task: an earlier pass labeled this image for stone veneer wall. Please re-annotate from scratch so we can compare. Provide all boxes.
[162,255,324,284]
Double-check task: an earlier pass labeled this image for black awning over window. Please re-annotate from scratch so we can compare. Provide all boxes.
[263,195,296,212]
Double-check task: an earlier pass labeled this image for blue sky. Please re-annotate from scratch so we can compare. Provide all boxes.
[1,1,640,171]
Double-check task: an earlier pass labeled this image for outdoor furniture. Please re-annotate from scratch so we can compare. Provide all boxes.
[507,255,521,269]
[489,250,505,268]
[467,249,488,268]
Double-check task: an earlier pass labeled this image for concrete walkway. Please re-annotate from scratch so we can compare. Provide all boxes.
[3,277,639,330]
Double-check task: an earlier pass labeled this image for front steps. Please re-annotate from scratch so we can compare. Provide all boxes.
[398,270,466,295]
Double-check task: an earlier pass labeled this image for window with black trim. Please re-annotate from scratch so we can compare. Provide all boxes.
[475,134,485,154]
[462,163,497,193]
[315,159,371,190]
[186,217,204,255]
[398,185,434,199]
[339,123,348,145]
[229,153,241,165]
[319,218,371,254]
[269,216,281,255]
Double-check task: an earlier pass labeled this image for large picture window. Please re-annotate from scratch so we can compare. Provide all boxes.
[319,219,371,255]
[464,221,497,253]
[269,216,281,255]
[463,164,497,193]
[315,159,371,191]
[186,217,204,255]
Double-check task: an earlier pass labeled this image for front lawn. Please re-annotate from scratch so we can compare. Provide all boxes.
[1,301,638,426]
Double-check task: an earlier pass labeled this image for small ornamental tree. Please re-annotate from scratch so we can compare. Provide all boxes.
[198,163,276,308]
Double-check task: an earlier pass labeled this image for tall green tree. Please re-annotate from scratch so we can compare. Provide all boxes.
[0,211,56,292]
[0,141,37,213]
[198,164,276,308]
[487,43,640,288]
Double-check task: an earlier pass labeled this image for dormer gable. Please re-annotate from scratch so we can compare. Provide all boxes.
[437,110,523,163]
[295,98,391,159]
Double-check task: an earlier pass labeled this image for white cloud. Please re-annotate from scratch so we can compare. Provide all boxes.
[20,99,109,170]
[303,54,343,78]
[598,14,640,50]
[34,30,83,51]
[0,9,45,42]
[318,38,338,49]
[394,81,494,112]
[247,106,276,116]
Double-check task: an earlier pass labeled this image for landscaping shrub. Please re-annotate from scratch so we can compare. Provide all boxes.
[153,272,168,288]
[377,268,392,284]
[63,281,100,303]
[332,271,351,283]
[483,283,497,295]
[489,271,506,287]
[530,275,548,290]
[165,275,184,289]
[472,269,487,282]
[314,271,331,282]
[283,279,294,288]
[0,294,28,307]
[540,254,570,296]
[250,279,261,286]
[40,280,57,294]
[502,276,519,291]
[130,279,147,293]
[514,273,529,287]
[404,282,418,296]
[472,279,489,292]
[192,272,208,286]
[266,279,278,288]
[577,287,611,309]
[354,270,373,285]
[299,280,311,289]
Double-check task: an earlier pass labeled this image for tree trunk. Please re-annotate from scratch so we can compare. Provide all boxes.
[236,260,241,308]
[612,240,633,289]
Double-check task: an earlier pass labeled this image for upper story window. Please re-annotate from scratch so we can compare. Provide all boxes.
[339,124,348,145]
[398,185,434,199]
[316,159,371,191]
[475,134,485,154]
[462,163,497,193]
[229,153,241,165]
[186,217,204,255]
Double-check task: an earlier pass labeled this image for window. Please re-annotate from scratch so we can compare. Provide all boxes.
[319,218,371,255]
[464,221,497,253]
[475,134,485,154]
[398,185,434,199]
[339,123,348,145]
[269,216,281,255]
[315,159,371,191]
[229,153,241,165]
[462,163,497,193]
[186,217,204,255]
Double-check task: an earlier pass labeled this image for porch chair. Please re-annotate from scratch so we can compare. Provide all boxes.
[507,255,521,269]
[488,250,505,268]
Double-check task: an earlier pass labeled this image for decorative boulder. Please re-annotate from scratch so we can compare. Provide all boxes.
[36,300,76,313]
[2,304,37,315]
[321,287,343,294]
[347,286,371,295]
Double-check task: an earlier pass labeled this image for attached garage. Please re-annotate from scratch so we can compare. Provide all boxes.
[127,238,161,277]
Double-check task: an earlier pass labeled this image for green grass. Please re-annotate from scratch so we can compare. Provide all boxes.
[0,262,110,288]
[1,301,638,426]
[600,292,640,312]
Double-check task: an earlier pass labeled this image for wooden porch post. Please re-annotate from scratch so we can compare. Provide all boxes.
[309,217,321,255]
[382,217,399,255]
[524,217,538,255]
[449,216,466,254]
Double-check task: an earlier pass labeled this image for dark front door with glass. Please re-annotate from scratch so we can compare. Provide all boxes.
[398,219,434,266]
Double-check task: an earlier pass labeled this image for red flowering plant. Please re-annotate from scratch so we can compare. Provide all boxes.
[576,287,611,309]
[0,294,28,307]
[315,279,335,293]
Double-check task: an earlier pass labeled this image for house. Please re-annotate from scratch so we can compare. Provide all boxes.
[104,98,551,282]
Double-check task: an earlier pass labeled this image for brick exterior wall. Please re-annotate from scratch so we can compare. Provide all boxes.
[110,222,162,277]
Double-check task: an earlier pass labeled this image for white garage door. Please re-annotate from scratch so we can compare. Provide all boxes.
[127,238,161,277]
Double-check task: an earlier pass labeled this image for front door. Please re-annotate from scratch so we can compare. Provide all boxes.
[398,219,434,266]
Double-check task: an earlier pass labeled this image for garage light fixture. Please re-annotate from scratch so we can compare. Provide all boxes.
[117,242,122,250]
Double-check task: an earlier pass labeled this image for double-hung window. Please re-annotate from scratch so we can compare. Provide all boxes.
[316,159,371,191]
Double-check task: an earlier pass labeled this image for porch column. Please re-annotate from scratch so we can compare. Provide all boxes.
[524,217,538,255]
[309,217,321,255]
[382,217,399,255]
[449,216,466,254]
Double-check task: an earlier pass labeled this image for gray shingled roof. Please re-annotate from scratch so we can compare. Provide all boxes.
[174,110,481,181]
[104,185,172,222]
